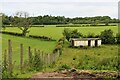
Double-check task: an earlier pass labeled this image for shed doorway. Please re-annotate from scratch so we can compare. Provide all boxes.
[71,40,74,46]
[95,40,98,47]
[88,40,91,46]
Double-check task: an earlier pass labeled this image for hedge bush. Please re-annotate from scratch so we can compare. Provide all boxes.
[1,31,23,36]
[31,25,44,27]
[100,29,115,44]
[29,35,56,41]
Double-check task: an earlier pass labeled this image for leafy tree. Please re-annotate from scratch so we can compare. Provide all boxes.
[2,14,10,25]
[62,28,71,41]
[63,28,82,42]
[0,13,3,29]
[71,29,82,38]
[100,29,115,44]
[12,11,32,36]
[1,13,8,29]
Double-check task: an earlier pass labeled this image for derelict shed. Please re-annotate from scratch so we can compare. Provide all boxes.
[71,38,101,47]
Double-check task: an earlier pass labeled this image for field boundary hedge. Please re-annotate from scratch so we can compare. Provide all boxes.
[4,25,44,27]
[56,24,117,27]
[1,31,56,41]
[0,31,23,36]
[29,35,56,41]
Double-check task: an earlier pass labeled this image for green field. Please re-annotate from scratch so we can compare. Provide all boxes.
[2,25,118,78]
[3,26,118,40]
[2,25,118,64]
[56,44,118,71]
[2,34,56,65]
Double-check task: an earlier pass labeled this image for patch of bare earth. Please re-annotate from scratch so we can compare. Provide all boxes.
[30,70,120,80]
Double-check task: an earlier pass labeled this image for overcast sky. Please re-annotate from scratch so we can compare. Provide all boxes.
[0,0,119,18]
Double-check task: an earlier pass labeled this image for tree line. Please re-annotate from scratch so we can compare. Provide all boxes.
[2,13,119,25]
[1,12,119,37]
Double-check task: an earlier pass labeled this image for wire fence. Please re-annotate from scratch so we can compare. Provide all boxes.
[3,39,60,77]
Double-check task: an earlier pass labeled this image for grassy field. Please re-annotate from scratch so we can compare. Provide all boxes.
[2,25,118,65]
[1,25,118,78]
[56,44,118,71]
[2,34,56,65]
[3,25,118,40]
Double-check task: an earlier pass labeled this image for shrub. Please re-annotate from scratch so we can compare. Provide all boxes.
[58,37,65,44]
[63,28,83,42]
[53,44,63,55]
[100,29,115,44]
[28,51,43,71]
[53,37,65,54]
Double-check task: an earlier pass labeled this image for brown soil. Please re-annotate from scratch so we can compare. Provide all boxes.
[31,70,120,79]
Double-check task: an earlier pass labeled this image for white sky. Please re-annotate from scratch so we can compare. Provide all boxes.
[0,0,119,2]
[0,0,120,18]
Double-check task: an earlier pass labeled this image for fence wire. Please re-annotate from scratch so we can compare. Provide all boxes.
[2,39,60,77]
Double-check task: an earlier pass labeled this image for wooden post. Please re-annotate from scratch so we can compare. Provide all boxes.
[28,46,32,64]
[20,44,23,73]
[54,53,55,63]
[46,53,48,66]
[50,54,53,64]
[4,49,7,69]
[8,39,12,77]
[51,53,54,63]
[48,53,50,65]
[57,50,60,58]
[50,54,52,64]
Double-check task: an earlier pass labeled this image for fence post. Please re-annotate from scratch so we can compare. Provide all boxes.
[28,46,32,65]
[57,50,60,58]
[20,44,23,73]
[48,53,50,65]
[8,39,12,77]
[46,53,48,66]
[50,53,53,64]
[4,49,7,69]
